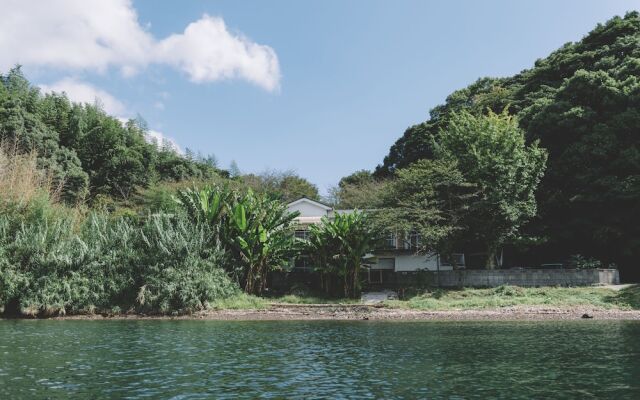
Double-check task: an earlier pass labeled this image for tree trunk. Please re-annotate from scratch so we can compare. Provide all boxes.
[260,264,267,295]
[486,244,498,270]
[245,266,255,294]
[352,263,360,299]
[344,274,349,298]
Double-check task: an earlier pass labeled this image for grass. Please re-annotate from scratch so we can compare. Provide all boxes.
[207,293,359,310]
[202,286,640,311]
[269,294,361,305]
[209,294,271,310]
[384,285,640,311]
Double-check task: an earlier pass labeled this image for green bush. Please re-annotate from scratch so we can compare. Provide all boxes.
[0,204,238,316]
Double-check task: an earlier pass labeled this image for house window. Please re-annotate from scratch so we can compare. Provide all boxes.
[294,230,310,240]
[384,232,397,249]
[407,231,421,250]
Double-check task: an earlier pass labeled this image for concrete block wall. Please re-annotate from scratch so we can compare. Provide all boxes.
[392,268,619,288]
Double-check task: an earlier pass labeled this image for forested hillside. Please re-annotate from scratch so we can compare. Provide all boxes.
[372,12,640,279]
[0,68,226,206]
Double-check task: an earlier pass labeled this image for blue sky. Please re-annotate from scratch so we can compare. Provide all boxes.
[4,0,638,193]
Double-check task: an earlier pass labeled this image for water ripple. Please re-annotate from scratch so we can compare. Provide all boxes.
[0,320,639,399]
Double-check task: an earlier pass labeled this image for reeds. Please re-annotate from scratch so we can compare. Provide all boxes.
[0,145,239,316]
[0,141,62,207]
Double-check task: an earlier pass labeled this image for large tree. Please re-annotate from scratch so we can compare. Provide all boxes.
[436,110,547,268]
[376,159,475,267]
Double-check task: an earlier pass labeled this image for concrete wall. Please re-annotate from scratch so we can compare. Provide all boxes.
[392,268,620,288]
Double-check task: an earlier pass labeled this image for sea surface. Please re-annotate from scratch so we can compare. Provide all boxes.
[0,320,639,399]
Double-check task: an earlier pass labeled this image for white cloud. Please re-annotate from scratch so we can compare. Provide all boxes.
[0,0,280,91]
[146,130,182,154]
[155,16,280,91]
[39,78,126,115]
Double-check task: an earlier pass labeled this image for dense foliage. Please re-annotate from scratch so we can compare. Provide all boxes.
[435,111,547,267]
[328,169,388,209]
[372,12,640,277]
[0,149,238,316]
[175,186,300,295]
[0,67,224,205]
[376,158,475,268]
[0,69,331,315]
[305,211,377,298]
[240,170,320,203]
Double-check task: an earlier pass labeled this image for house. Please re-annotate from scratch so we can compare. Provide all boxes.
[287,197,465,283]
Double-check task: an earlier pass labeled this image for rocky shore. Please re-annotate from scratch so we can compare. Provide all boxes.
[38,303,640,321]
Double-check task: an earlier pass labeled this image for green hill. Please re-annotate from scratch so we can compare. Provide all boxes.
[374,12,640,280]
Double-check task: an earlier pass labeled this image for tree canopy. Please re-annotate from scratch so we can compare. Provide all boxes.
[240,170,320,203]
[0,67,226,204]
[371,12,640,278]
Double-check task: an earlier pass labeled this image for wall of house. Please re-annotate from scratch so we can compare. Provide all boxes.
[288,202,330,218]
[392,254,454,272]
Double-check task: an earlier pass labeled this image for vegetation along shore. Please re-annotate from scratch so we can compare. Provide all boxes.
[6,285,637,321]
[1,12,639,318]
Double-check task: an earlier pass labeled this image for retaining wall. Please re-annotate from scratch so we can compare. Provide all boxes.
[392,268,619,288]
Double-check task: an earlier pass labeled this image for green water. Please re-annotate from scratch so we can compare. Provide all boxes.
[0,320,639,399]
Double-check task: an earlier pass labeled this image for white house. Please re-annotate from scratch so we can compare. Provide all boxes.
[286,197,465,282]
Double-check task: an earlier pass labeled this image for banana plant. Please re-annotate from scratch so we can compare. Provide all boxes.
[174,186,300,295]
[228,191,299,294]
[305,210,376,298]
[174,186,228,225]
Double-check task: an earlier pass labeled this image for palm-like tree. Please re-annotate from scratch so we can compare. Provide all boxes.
[175,186,300,295]
[307,211,376,298]
[229,191,299,294]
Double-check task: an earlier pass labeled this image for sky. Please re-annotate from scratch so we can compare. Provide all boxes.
[2,0,638,194]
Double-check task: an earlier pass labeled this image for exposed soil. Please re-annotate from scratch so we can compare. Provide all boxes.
[29,303,640,321]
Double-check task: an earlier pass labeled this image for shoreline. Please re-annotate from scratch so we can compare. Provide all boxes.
[4,304,640,321]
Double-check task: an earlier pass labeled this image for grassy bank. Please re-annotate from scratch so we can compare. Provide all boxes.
[208,294,360,310]
[204,285,640,312]
[384,285,640,311]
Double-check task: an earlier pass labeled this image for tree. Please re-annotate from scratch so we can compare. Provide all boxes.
[175,186,300,295]
[241,170,320,202]
[329,170,389,209]
[436,110,547,268]
[229,160,241,178]
[279,174,319,202]
[376,159,476,267]
[306,211,377,298]
[228,191,300,294]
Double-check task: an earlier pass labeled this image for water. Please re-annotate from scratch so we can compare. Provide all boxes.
[0,320,639,399]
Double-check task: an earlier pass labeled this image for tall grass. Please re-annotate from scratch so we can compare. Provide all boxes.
[0,142,61,207]
[0,145,239,316]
